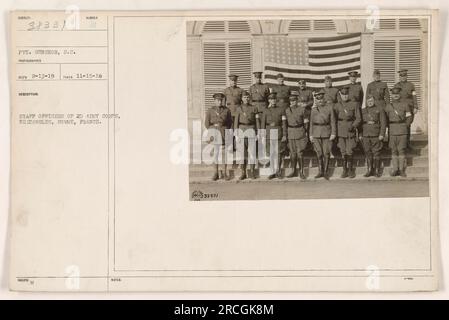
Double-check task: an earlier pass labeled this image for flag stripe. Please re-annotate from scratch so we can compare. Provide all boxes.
[308,40,361,51]
[265,74,350,84]
[308,48,360,59]
[265,63,359,75]
[308,33,361,43]
[309,56,360,67]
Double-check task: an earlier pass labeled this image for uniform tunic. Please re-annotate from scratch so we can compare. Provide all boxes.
[366,81,390,109]
[271,84,292,110]
[285,106,309,156]
[260,106,287,170]
[205,106,232,146]
[384,101,413,155]
[234,103,258,164]
[348,82,364,108]
[334,100,361,156]
[249,83,270,113]
[310,102,337,157]
[323,87,340,104]
[394,81,418,111]
[223,86,244,117]
[360,104,387,158]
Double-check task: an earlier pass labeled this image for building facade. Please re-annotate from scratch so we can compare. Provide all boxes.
[187,18,428,135]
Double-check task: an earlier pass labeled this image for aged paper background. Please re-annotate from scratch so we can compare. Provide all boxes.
[0,1,447,297]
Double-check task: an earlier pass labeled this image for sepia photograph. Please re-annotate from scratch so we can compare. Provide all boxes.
[187,17,431,200]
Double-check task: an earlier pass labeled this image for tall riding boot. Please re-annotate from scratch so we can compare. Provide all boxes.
[347,155,355,178]
[374,157,382,177]
[323,156,330,180]
[287,156,297,178]
[249,164,256,179]
[398,155,407,177]
[223,165,231,181]
[314,156,324,179]
[298,156,306,180]
[341,155,348,178]
[390,155,399,177]
[239,163,247,180]
[276,154,283,179]
[364,156,373,177]
[212,164,219,181]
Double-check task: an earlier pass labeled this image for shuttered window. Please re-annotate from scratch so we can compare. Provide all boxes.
[378,18,421,31]
[202,21,250,33]
[373,37,422,107]
[288,20,336,32]
[202,40,252,109]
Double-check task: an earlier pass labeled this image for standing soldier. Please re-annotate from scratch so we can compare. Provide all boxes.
[234,91,259,180]
[384,87,414,177]
[249,71,270,114]
[285,94,309,179]
[223,74,244,126]
[366,69,390,110]
[309,89,337,179]
[394,69,419,148]
[205,93,233,181]
[323,75,339,104]
[360,94,387,178]
[347,71,364,109]
[297,79,314,130]
[271,73,291,111]
[260,92,287,179]
[334,86,361,178]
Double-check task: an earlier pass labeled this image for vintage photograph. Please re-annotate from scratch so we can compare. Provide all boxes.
[187,17,431,200]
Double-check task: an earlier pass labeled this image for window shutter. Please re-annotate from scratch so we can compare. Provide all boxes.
[228,41,252,90]
[203,42,226,109]
[289,20,312,32]
[313,20,336,31]
[379,19,397,30]
[399,19,421,30]
[228,21,251,33]
[399,39,422,108]
[373,39,396,88]
[202,21,226,33]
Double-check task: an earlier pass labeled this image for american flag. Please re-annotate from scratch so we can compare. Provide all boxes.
[264,33,361,88]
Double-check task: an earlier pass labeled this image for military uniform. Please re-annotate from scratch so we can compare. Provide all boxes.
[384,87,414,177]
[249,72,270,114]
[323,86,339,104]
[394,69,419,148]
[366,80,390,109]
[223,74,244,125]
[285,95,309,179]
[205,93,233,180]
[310,90,337,179]
[260,92,287,178]
[347,71,364,109]
[270,73,291,111]
[360,95,387,177]
[334,87,361,178]
[234,93,259,180]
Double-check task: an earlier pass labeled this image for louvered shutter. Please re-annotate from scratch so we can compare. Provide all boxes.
[202,21,226,33]
[289,20,311,32]
[399,39,422,108]
[202,40,252,110]
[379,19,397,30]
[228,21,251,33]
[228,41,252,90]
[399,19,421,30]
[203,42,226,109]
[313,20,336,31]
[373,39,396,88]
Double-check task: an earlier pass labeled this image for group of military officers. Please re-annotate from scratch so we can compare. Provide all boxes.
[205,69,418,181]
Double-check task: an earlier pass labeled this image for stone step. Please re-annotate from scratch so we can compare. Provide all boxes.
[189,165,428,179]
[190,174,429,184]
